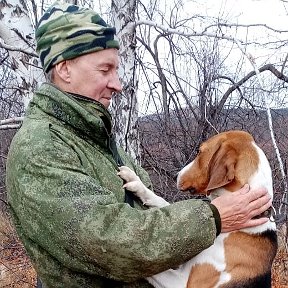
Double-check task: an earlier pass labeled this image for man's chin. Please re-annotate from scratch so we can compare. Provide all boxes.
[100,98,111,108]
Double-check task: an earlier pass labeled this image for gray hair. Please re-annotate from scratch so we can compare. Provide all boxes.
[45,68,54,83]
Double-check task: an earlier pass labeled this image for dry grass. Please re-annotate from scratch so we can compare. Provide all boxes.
[272,223,288,288]
[0,212,287,287]
[0,213,36,288]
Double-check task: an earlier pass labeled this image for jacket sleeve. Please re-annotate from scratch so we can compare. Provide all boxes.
[7,127,217,282]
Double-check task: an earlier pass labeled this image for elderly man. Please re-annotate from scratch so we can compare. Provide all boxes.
[6,2,271,288]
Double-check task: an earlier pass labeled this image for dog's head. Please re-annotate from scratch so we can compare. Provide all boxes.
[177,131,262,196]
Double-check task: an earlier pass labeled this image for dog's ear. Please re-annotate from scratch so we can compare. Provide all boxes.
[206,143,237,192]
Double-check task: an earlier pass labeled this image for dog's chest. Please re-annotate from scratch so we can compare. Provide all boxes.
[148,233,231,288]
[188,233,229,268]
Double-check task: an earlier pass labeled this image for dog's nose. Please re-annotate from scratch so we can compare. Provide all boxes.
[188,188,197,194]
[173,173,178,181]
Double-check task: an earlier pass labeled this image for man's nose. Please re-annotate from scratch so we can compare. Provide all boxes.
[109,73,122,92]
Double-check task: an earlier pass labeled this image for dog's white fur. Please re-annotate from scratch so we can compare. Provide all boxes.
[117,132,276,288]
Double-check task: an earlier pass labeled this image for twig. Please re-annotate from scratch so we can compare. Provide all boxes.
[0,117,24,125]
[0,199,8,206]
[0,124,22,130]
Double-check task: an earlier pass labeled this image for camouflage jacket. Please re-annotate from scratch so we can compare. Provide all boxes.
[6,83,217,288]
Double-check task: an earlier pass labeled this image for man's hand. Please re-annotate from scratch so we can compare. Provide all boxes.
[211,184,272,233]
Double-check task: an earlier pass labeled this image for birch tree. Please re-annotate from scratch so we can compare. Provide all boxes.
[110,0,139,161]
[0,0,44,115]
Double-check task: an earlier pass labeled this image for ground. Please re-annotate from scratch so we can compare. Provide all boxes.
[0,214,36,287]
[0,213,287,287]
[272,223,288,288]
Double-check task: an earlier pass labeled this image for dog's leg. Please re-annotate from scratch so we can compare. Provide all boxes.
[117,166,169,208]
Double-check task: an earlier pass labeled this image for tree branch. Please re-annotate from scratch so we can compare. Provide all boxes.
[0,117,24,125]
[0,39,38,58]
[0,124,21,130]
[0,117,23,129]
[135,20,245,44]
[202,22,288,34]
[217,64,288,111]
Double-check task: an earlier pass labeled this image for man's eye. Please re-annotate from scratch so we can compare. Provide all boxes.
[100,65,112,73]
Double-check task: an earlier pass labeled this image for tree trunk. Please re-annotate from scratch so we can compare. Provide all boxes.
[110,0,139,162]
[0,0,44,111]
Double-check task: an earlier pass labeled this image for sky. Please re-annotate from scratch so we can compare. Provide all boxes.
[187,0,287,27]
[185,0,288,47]
[226,0,287,28]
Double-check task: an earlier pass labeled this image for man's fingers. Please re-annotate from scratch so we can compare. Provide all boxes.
[241,217,269,229]
[250,198,272,218]
[250,193,271,209]
[242,186,271,215]
[237,184,250,195]
[246,186,269,202]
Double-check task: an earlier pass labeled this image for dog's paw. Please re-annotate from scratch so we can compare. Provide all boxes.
[118,166,169,208]
[123,181,146,194]
[117,166,139,182]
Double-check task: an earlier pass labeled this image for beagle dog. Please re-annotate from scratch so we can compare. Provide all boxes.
[118,130,277,288]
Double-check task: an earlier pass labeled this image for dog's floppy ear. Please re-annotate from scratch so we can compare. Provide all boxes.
[206,143,237,192]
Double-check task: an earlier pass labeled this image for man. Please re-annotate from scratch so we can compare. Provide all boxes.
[6,2,271,288]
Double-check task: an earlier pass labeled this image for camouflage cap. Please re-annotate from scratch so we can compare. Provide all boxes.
[35,2,120,72]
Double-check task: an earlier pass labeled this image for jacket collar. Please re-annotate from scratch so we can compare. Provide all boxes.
[28,83,113,146]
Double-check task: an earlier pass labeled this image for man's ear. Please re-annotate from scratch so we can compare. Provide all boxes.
[54,61,71,83]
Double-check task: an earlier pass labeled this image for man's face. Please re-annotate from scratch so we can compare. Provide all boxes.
[66,48,122,108]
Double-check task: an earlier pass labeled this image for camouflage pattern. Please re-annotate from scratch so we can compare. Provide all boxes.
[36,2,119,72]
[6,83,217,288]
